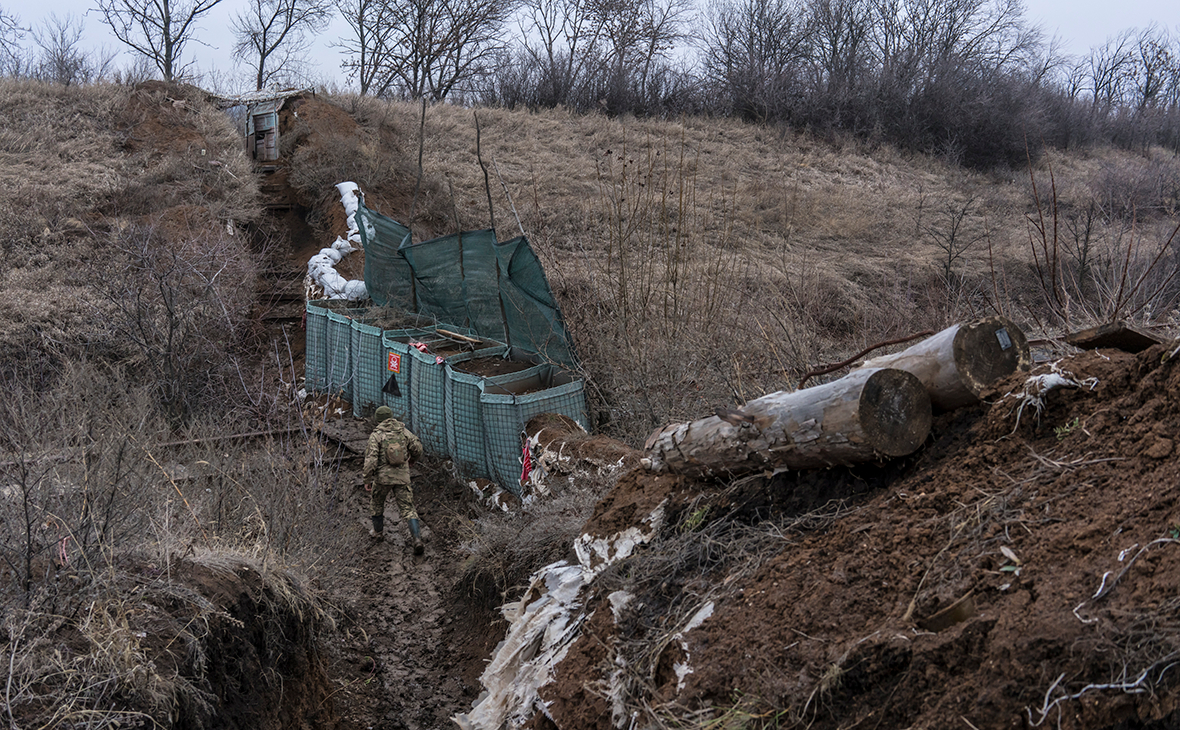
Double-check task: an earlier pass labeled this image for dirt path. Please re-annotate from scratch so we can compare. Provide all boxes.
[252,147,503,730]
[317,454,502,730]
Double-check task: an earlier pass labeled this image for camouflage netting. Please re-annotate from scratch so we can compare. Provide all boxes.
[306,197,586,493]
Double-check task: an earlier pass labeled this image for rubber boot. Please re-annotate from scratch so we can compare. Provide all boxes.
[370,514,384,541]
[408,518,424,556]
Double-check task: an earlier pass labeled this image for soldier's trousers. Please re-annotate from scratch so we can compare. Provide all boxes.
[371,481,419,521]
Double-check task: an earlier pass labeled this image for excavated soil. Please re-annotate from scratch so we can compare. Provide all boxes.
[453,355,537,378]
[533,345,1180,730]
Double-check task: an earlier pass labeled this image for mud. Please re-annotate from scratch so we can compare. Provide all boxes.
[452,355,536,377]
[317,455,506,730]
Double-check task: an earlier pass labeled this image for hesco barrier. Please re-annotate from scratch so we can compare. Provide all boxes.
[408,329,501,455]
[305,302,330,392]
[381,327,434,427]
[350,317,384,417]
[326,309,362,401]
[444,348,533,480]
[308,197,590,491]
[305,300,353,393]
[481,365,588,494]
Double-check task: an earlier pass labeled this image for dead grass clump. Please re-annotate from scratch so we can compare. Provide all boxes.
[2,553,329,730]
[0,350,341,726]
[458,477,611,608]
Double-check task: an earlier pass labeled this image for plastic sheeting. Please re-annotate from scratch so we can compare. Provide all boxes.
[482,365,588,493]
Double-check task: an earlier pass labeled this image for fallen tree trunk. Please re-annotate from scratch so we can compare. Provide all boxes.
[644,368,931,478]
[858,316,1030,410]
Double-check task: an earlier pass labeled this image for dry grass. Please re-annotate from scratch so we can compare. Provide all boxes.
[457,476,611,607]
[0,353,340,727]
[2,80,1179,726]
[0,79,259,383]
[318,101,1176,442]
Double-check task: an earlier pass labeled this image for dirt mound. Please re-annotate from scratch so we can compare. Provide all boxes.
[122,81,211,157]
[5,554,334,730]
[528,343,1180,729]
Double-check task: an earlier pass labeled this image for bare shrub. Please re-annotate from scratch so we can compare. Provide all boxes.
[458,477,609,607]
[1021,163,1180,331]
[92,221,258,423]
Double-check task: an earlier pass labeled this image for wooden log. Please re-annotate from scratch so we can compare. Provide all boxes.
[644,368,931,478]
[858,316,1030,410]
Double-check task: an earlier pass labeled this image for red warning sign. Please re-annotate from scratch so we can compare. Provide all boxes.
[387,353,401,373]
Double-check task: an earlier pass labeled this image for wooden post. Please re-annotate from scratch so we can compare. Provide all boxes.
[644,368,931,478]
[857,316,1030,410]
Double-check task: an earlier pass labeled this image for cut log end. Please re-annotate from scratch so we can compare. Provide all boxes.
[858,369,932,457]
[952,316,1031,398]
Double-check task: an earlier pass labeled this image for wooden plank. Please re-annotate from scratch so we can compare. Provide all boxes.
[1065,320,1161,353]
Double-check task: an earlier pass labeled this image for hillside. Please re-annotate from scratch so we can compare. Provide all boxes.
[1,79,1179,730]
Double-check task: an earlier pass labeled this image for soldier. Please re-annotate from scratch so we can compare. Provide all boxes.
[363,406,426,554]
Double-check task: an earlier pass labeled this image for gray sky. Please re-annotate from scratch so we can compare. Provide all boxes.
[1022,0,1176,56]
[11,0,1180,93]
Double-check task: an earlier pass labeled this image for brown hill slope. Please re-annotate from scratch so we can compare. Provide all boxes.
[522,342,1180,729]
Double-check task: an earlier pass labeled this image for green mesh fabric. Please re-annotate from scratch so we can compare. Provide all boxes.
[356,203,414,311]
[407,328,499,455]
[330,199,589,489]
[305,301,331,392]
[355,200,577,371]
[443,347,521,480]
[381,328,432,427]
[400,230,507,341]
[494,236,579,369]
[351,318,384,417]
[481,365,588,494]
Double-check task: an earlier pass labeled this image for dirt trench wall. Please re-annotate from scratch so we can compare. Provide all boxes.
[473,342,1180,730]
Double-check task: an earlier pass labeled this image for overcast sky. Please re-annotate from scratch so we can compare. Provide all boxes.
[10,0,1179,93]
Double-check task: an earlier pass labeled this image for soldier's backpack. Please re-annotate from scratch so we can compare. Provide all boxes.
[382,433,408,467]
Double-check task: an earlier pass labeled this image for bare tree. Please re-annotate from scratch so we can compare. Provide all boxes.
[336,0,397,95]
[337,0,515,100]
[95,0,227,83]
[32,13,116,85]
[233,0,332,90]
[0,5,26,74]
[516,0,607,105]
[1086,30,1137,112]
[806,0,870,98]
[1133,25,1174,111]
[591,0,692,109]
[702,0,810,120]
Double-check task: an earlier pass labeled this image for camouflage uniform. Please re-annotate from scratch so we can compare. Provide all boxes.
[363,416,424,521]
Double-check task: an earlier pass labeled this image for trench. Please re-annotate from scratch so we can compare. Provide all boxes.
[244,164,505,729]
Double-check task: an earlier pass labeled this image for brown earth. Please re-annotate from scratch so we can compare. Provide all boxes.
[453,355,537,378]
[312,444,505,730]
[532,344,1180,729]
